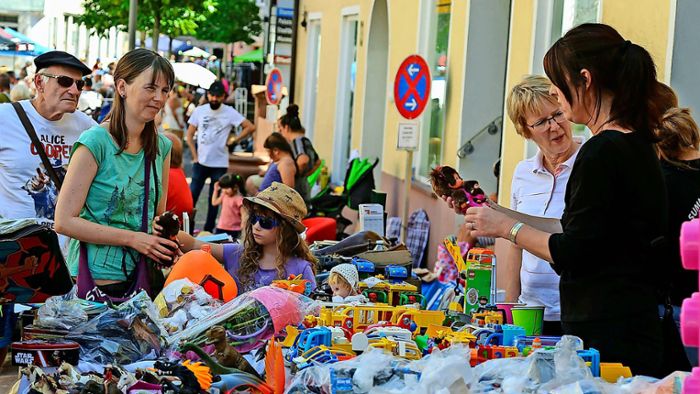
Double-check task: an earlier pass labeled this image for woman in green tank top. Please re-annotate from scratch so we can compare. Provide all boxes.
[55,49,178,297]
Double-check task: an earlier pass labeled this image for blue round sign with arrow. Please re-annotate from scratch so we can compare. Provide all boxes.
[394,55,431,119]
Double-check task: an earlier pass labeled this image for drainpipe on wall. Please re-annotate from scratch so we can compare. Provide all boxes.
[289,0,300,103]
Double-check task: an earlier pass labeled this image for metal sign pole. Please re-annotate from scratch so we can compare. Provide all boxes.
[401,150,413,243]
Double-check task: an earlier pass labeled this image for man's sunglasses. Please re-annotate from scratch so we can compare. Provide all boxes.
[250,214,280,230]
[40,73,85,90]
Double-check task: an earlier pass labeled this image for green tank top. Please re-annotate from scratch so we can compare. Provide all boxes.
[67,125,172,281]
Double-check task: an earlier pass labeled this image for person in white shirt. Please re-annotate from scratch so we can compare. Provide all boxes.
[186,80,255,232]
[0,50,96,222]
[77,77,103,116]
[0,50,94,366]
[502,75,581,335]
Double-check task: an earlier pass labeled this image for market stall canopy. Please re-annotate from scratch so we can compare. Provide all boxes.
[172,62,216,89]
[137,35,185,53]
[181,46,210,58]
[234,48,263,63]
[0,27,50,56]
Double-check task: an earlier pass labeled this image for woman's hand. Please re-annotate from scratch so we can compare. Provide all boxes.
[129,231,180,262]
[441,195,466,215]
[152,216,164,237]
[464,206,517,239]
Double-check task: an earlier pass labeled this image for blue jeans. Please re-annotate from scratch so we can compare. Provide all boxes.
[189,163,227,232]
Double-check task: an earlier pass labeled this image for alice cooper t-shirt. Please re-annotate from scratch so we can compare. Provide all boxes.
[0,100,96,221]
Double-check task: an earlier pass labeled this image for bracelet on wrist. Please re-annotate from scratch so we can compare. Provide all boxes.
[509,222,525,244]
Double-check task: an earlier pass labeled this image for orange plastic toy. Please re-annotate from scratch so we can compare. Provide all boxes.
[164,245,238,302]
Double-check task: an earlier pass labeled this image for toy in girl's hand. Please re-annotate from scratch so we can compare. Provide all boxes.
[429,165,488,213]
[157,210,180,267]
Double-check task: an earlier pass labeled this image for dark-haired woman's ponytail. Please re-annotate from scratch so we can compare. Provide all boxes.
[280,104,305,132]
[611,41,662,141]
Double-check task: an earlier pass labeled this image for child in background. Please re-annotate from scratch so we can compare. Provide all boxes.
[163,132,193,224]
[169,182,317,293]
[212,173,245,239]
[328,264,367,303]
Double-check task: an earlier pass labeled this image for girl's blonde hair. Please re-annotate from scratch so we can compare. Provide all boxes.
[328,272,351,288]
[656,107,700,170]
[237,204,317,290]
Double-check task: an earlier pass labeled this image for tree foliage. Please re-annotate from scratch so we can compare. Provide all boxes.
[77,0,262,47]
[195,0,262,44]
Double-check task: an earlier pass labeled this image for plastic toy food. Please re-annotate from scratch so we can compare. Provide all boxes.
[429,165,487,213]
[164,245,238,302]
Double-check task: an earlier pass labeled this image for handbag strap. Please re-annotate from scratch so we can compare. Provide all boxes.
[11,102,63,191]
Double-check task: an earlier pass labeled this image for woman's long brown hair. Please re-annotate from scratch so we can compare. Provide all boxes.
[106,48,174,159]
[237,204,317,290]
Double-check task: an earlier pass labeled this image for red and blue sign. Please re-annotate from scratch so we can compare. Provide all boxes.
[393,55,431,119]
[266,68,283,105]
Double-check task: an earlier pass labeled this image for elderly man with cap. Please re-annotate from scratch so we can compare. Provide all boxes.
[186,80,255,232]
[0,51,94,366]
[0,50,95,222]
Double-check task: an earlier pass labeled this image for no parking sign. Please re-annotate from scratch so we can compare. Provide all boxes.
[393,55,431,120]
[265,68,283,105]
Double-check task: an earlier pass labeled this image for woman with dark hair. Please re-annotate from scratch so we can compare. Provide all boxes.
[656,106,700,368]
[279,104,320,200]
[55,48,178,299]
[450,23,680,377]
[253,132,297,193]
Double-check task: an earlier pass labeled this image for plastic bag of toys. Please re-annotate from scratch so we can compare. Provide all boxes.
[155,278,222,334]
[167,286,320,353]
[66,291,167,365]
[35,288,88,330]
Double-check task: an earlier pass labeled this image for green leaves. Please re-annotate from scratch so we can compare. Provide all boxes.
[195,0,263,44]
[78,0,262,45]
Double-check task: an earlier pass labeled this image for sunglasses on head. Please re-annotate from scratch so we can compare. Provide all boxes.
[250,214,280,230]
[40,73,85,90]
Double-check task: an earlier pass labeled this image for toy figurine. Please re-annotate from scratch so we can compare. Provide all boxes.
[429,165,487,213]
[157,210,180,267]
[205,325,259,377]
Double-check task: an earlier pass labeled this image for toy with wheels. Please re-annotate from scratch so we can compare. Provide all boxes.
[363,289,388,303]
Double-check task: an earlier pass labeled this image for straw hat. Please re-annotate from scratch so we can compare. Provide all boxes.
[244,182,306,233]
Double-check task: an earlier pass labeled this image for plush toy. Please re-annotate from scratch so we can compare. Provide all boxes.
[157,211,180,268]
[429,165,487,213]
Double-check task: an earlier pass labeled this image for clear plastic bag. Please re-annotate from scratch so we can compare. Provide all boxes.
[66,291,166,365]
[35,287,88,330]
[167,286,320,353]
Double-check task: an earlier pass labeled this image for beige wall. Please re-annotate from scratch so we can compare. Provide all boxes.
[497,0,535,207]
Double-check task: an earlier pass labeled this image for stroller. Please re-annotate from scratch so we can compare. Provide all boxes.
[307,157,379,239]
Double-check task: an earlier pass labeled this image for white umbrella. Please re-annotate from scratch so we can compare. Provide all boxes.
[181,47,210,58]
[172,62,216,89]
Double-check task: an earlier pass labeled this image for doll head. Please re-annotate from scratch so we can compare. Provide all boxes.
[328,263,359,298]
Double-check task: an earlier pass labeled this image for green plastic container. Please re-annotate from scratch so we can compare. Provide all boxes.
[511,306,545,336]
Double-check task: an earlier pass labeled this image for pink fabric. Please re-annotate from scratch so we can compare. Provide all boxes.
[217,193,243,231]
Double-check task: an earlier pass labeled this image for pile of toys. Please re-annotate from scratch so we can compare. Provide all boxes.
[6,216,699,393]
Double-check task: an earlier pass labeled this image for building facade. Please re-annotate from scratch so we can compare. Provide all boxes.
[0,0,127,70]
[291,0,700,267]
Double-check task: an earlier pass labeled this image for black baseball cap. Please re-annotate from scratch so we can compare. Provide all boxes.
[208,80,225,96]
[34,51,91,76]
